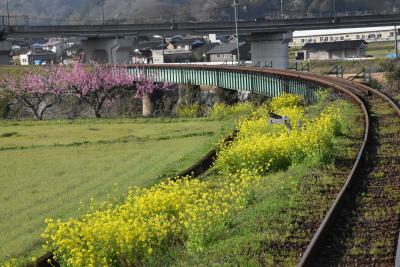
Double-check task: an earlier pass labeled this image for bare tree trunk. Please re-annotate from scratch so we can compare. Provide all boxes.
[177,84,186,105]
[33,110,42,120]
[213,87,223,104]
[94,108,102,118]
[142,94,153,117]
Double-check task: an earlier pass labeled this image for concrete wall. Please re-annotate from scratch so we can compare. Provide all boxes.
[81,38,133,64]
[0,52,10,65]
[306,48,365,60]
[0,41,11,65]
[330,50,345,59]
[249,32,292,69]
[209,53,235,62]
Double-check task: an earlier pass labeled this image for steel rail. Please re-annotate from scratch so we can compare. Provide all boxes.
[132,64,373,265]
[265,69,400,266]
[32,65,374,267]
[293,74,400,266]
[329,77,400,267]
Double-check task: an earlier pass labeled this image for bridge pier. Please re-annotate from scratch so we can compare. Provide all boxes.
[0,40,12,65]
[249,32,292,69]
[81,37,133,64]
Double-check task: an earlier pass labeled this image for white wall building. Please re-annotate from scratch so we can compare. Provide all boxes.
[20,53,29,65]
[292,26,399,47]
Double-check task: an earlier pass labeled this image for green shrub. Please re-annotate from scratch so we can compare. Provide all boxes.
[176,103,204,118]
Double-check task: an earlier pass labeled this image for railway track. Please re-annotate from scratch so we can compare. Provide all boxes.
[30,66,400,267]
[133,65,400,266]
[294,74,400,266]
[165,65,400,265]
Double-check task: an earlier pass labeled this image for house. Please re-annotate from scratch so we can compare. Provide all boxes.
[192,43,219,61]
[206,42,251,62]
[64,38,83,57]
[132,40,167,64]
[19,53,29,65]
[208,34,230,44]
[152,49,194,64]
[132,49,152,64]
[19,49,58,65]
[302,40,368,60]
[167,38,205,51]
[41,39,62,55]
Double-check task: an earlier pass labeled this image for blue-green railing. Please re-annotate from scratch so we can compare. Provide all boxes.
[127,65,320,101]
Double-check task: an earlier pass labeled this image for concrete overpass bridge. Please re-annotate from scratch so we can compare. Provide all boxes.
[2,13,400,67]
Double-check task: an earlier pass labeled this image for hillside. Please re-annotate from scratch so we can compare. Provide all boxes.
[3,0,400,24]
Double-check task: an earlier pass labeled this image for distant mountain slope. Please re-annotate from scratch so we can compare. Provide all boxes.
[3,0,400,24]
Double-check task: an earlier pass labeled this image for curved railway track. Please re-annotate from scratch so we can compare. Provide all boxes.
[130,65,400,266]
[31,66,400,267]
[292,73,400,266]
[194,66,400,266]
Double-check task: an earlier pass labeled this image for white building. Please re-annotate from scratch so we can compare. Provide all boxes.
[152,49,193,64]
[292,26,399,47]
[20,53,29,65]
[302,40,367,60]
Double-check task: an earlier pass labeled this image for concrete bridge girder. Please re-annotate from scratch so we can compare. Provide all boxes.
[81,38,133,64]
[249,32,293,69]
[0,40,12,65]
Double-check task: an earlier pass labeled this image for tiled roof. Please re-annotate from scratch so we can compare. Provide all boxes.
[303,40,367,51]
[206,42,246,54]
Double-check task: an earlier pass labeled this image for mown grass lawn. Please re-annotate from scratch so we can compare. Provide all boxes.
[0,117,235,264]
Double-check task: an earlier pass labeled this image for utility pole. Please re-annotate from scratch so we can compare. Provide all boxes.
[395,25,398,59]
[101,0,105,25]
[171,0,175,24]
[333,0,336,17]
[162,35,165,62]
[6,0,10,26]
[233,0,240,64]
[280,0,283,19]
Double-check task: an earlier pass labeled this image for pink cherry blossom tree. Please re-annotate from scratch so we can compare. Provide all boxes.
[67,64,175,118]
[1,64,177,119]
[66,64,136,118]
[2,67,68,120]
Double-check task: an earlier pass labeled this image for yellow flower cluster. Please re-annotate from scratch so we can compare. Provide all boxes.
[208,102,254,119]
[269,93,304,111]
[215,94,345,175]
[43,171,260,267]
[175,103,204,118]
[42,93,346,266]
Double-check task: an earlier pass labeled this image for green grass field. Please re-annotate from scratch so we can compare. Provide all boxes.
[0,117,235,264]
[366,41,396,57]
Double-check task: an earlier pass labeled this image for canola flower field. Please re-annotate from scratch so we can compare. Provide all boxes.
[31,93,362,267]
[0,117,236,266]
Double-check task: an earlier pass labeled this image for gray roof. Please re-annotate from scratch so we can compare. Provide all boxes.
[172,38,204,46]
[134,41,166,50]
[206,42,246,54]
[303,40,367,51]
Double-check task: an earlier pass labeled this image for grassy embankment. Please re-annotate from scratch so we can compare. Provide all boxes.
[0,117,235,265]
[173,96,364,266]
[38,94,364,266]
